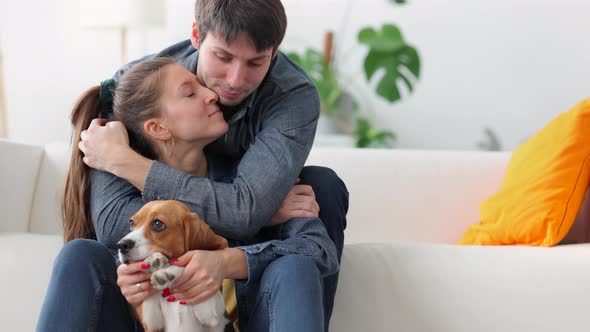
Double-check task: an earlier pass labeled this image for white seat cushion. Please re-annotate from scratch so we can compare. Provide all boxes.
[0,233,62,331]
[331,242,590,332]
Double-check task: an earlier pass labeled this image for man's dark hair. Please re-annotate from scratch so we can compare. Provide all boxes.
[194,0,287,53]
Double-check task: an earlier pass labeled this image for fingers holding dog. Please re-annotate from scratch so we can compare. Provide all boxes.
[117,262,156,305]
[168,250,224,305]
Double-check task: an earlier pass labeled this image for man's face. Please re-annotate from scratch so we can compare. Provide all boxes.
[194,29,274,106]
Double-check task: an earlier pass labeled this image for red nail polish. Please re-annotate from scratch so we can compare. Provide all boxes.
[167,296,176,302]
[170,258,179,264]
[179,300,186,305]
[162,288,171,297]
[141,263,150,269]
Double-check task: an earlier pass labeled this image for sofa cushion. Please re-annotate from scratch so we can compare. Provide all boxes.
[331,242,590,332]
[0,233,62,332]
[306,148,510,244]
[460,99,590,246]
[0,140,44,233]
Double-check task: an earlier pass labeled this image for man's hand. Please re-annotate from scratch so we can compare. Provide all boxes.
[78,119,131,174]
[79,119,152,190]
[269,179,320,225]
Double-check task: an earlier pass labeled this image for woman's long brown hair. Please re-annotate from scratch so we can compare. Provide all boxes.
[62,57,175,243]
[62,87,102,242]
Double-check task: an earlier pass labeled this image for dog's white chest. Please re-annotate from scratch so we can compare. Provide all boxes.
[142,291,227,332]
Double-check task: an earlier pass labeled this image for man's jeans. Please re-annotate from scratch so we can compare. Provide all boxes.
[245,255,324,331]
[299,166,349,332]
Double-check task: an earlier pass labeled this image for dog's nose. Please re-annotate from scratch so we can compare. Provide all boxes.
[117,239,135,254]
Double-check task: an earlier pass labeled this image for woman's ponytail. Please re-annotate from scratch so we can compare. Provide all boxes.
[61,86,103,243]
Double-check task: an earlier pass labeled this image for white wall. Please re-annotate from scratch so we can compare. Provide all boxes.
[1,0,589,150]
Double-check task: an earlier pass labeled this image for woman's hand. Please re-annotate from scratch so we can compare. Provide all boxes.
[168,250,227,305]
[269,179,320,225]
[116,261,157,306]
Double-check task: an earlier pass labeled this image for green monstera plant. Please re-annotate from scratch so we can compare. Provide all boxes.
[287,1,420,148]
[358,24,421,103]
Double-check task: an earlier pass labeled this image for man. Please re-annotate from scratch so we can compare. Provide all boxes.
[80,0,348,330]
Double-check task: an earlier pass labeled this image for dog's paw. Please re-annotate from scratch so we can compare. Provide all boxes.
[143,252,169,273]
[151,265,183,290]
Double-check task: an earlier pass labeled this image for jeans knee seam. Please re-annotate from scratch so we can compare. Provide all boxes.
[88,286,102,332]
[89,272,120,332]
[264,288,274,331]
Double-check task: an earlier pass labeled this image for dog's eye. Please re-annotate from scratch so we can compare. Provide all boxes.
[129,220,134,231]
[152,219,166,232]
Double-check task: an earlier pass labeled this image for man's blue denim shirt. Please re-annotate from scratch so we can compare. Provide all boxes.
[89,40,336,327]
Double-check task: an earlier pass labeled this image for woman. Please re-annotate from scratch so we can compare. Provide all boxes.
[36,57,338,332]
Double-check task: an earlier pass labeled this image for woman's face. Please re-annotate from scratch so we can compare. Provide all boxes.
[159,63,228,144]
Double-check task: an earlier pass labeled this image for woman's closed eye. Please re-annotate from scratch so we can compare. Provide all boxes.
[182,88,195,98]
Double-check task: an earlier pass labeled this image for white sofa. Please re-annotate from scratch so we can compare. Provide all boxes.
[2,138,590,332]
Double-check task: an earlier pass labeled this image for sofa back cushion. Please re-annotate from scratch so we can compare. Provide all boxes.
[306,148,510,244]
[29,142,69,235]
[0,140,44,233]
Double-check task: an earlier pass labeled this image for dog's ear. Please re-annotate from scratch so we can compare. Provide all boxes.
[183,211,228,251]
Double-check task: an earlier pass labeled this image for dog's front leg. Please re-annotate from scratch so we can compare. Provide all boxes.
[142,294,165,331]
[192,291,227,330]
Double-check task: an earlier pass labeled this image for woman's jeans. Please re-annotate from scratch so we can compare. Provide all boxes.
[36,239,324,332]
[36,239,141,332]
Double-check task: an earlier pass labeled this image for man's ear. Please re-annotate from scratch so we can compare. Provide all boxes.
[190,21,200,50]
[144,119,171,141]
[183,211,228,251]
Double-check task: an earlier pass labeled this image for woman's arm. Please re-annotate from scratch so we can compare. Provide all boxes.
[165,217,339,305]
[90,169,146,257]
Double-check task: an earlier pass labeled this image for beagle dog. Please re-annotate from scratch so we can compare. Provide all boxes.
[117,200,229,332]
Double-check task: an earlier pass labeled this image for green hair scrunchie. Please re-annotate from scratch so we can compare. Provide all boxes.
[99,78,117,112]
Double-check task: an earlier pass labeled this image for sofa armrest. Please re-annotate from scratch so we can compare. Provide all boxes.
[29,142,70,235]
[0,139,44,233]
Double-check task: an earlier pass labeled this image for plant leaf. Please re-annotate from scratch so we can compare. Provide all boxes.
[363,50,381,80]
[358,24,405,51]
[361,31,420,103]
[399,46,421,79]
[358,27,377,44]
[354,117,396,148]
[376,73,402,103]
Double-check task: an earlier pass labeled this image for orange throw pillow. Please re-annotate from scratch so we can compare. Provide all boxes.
[459,99,590,246]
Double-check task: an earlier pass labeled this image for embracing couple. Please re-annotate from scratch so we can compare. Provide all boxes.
[36,0,348,331]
